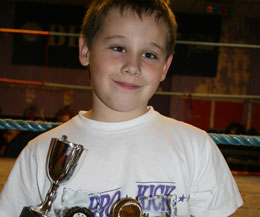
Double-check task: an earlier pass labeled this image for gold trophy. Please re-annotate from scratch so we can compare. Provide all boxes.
[20,135,86,217]
[111,198,146,217]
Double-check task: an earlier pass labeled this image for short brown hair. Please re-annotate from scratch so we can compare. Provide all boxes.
[81,0,178,58]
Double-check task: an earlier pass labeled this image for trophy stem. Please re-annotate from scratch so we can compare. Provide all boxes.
[33,182,59,215]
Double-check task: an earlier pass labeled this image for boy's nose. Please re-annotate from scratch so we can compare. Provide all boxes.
[121,56,141,76]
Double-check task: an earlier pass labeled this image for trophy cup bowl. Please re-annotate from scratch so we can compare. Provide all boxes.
[20,135,87,217]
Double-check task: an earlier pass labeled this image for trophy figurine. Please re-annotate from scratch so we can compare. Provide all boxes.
[20,135,87,217]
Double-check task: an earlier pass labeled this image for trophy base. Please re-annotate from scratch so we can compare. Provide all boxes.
[20,207,47,217]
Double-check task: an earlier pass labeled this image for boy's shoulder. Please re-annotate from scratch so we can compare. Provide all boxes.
[158,112,207,136]
[156,112,213,149]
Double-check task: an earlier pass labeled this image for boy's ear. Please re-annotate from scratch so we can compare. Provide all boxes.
[160,55,173,82]
[79,35,90,66]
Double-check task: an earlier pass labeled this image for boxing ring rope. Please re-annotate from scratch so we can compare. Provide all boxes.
[176,40,260,49]
[2,118,260,176]
[0,28,79,37]
[1,77,260,100]
[1,28,260,49]
[1,27,260,100]
[0,118,259,147]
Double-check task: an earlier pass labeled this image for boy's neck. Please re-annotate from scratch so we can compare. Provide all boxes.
[83,107,149,122]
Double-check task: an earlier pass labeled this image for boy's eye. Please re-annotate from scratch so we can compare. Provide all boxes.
[111,46,126,53]
[143,52,157,59]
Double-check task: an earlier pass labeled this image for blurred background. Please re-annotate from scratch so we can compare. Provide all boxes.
[0,1,260,216]
[0,0,260,169]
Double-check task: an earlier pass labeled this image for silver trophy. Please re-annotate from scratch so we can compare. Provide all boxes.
[20,135,87,217]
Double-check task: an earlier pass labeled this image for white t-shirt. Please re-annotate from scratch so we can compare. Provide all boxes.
[0,107,243,217]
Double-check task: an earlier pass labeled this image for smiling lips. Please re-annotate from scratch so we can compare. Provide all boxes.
[114,80,141,90]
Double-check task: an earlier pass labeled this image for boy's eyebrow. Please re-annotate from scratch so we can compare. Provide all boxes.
[149,42,165,53]
[103,35,126,41]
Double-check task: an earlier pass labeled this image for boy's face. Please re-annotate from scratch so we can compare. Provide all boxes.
[79,8,172,121]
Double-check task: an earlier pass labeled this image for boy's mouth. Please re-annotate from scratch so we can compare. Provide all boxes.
[113,80,141,90]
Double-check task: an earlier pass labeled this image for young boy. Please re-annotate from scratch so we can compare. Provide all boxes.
[0,0,243,216]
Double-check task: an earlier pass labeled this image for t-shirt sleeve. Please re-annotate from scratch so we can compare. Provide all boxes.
[0,145,42,217]
[189,134,243,217]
